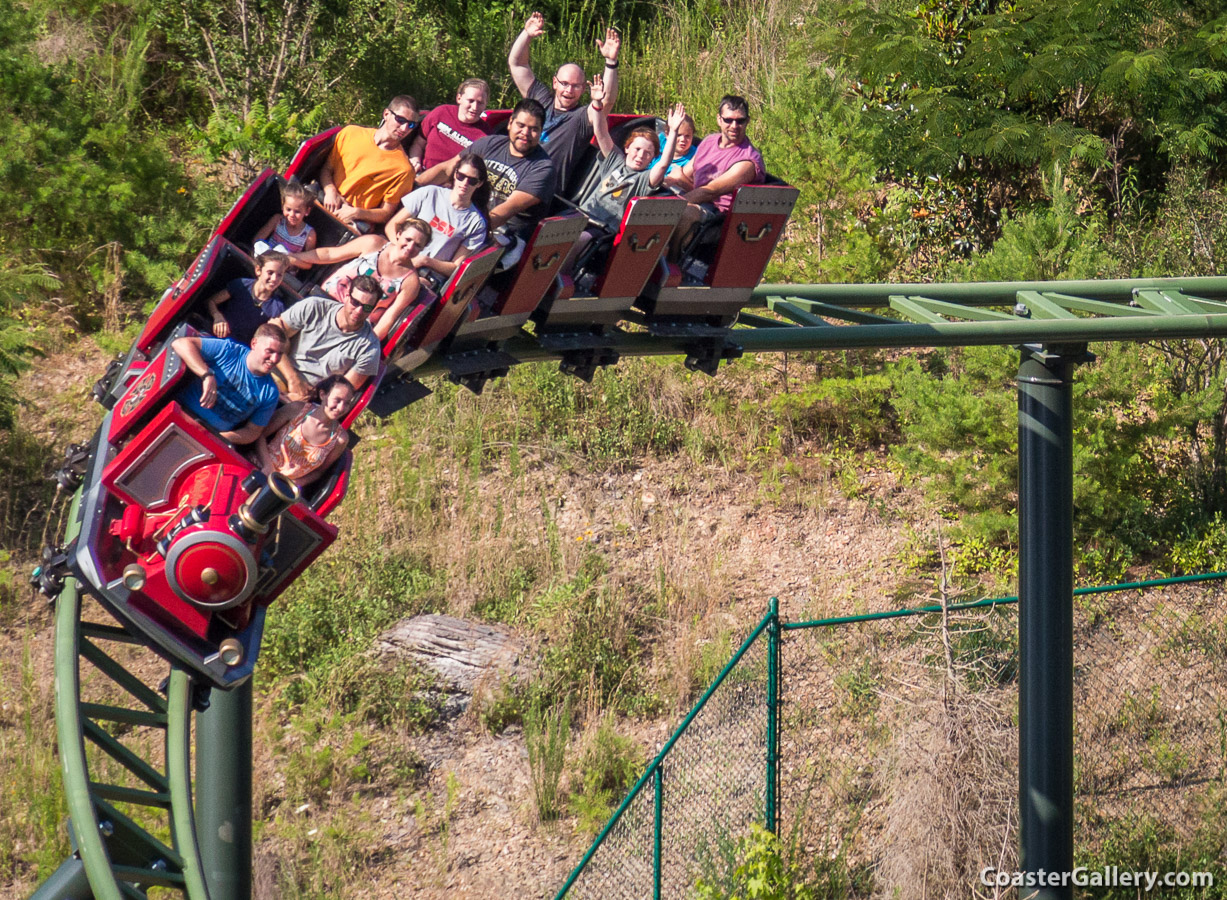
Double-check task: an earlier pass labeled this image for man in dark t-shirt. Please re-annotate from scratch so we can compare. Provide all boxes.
[507,11,622,194]
[467,100,557,235]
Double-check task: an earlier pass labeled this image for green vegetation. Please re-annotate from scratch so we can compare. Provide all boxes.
[0,637,68,884]
[525,693,572,822]
[694,824,871,900]
[569,715,646,835]
[4,0,1227,893]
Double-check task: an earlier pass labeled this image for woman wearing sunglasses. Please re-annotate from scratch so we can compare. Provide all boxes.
[288,217,432,343]
[384,152,491,290]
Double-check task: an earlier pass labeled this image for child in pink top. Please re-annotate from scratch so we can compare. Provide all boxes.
[253,182,318,268]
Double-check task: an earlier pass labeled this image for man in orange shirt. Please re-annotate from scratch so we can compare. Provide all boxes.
[319,96,420,230]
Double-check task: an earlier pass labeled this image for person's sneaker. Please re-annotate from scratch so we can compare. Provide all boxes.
[684,260,709,284]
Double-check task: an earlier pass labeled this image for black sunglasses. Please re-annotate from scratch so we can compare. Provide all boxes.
[720,115,749,126]
[348,294,379,314]
[387,109,419,130]
[454,171,482,186]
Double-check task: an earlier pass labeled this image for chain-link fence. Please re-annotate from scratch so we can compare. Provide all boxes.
[555,575,1227,898]
[555,611,774,899]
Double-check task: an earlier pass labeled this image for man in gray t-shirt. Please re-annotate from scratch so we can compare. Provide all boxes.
[508,11,622,193]
[270,280,382,402]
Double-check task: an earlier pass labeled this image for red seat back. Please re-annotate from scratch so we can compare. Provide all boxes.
[412,245,503,350]
[491,215,587,318]
[706,185,800,289]
[593,196,686,300]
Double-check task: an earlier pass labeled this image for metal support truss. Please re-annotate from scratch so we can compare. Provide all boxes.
[39,490,212,900]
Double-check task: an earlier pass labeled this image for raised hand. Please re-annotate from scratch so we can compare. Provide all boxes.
[588,74,606,106]
[525,11,546,39]
[596,26,620,62]
[667,101,686,132]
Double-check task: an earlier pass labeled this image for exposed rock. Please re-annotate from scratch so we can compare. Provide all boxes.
[375,614,533,699]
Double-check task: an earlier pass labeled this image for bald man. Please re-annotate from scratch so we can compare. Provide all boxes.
[507,11,622,194]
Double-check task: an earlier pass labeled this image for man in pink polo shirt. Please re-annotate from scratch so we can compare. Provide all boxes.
[670,94,766,257]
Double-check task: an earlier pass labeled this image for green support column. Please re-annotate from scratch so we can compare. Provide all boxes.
[653,766,663,900]
[195,680,253,900]
[1017,344,1089,899]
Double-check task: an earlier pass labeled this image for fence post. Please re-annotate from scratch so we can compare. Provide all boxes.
[653,766,663,900]
[766,597,780,835]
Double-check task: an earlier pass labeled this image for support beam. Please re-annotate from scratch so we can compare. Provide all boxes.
[195,681,253,900]
[1016,344,1089,899]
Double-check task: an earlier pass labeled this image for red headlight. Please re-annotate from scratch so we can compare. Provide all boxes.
[164,529,257,609]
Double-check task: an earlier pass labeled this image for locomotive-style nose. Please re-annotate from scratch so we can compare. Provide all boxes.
[165,530,258,610]
[163,471,301,611]
[232,472,301,542]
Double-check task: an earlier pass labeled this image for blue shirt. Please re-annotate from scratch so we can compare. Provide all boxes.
[651,131,696,176]
[177,338,279,434]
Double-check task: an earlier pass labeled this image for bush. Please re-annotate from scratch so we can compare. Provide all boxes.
[569,716,647,835]
[694,825,818,900]
[0,5,213,319]
[524,693,571,823]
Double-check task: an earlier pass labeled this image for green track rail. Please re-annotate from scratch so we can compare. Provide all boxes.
[411,275,1227,378]
[40,489,210,900]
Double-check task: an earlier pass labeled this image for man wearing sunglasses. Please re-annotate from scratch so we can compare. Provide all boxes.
[269,274,383,403]
[671,95,767,257]
[508,11,622,193]
[319,96,421,231]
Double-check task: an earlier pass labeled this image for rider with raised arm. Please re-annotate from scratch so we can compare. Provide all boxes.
[562,82,687,274]
[577,79,685,231]
[507,11,622,193]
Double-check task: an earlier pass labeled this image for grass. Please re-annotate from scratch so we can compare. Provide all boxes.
[0,633,68,886]
[569,714,646,835]
[525,694,572,823]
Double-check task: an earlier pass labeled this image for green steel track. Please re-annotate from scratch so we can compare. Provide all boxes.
[415,276,1227,378]
[35,273,1227,899]
[39,489,211,900]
